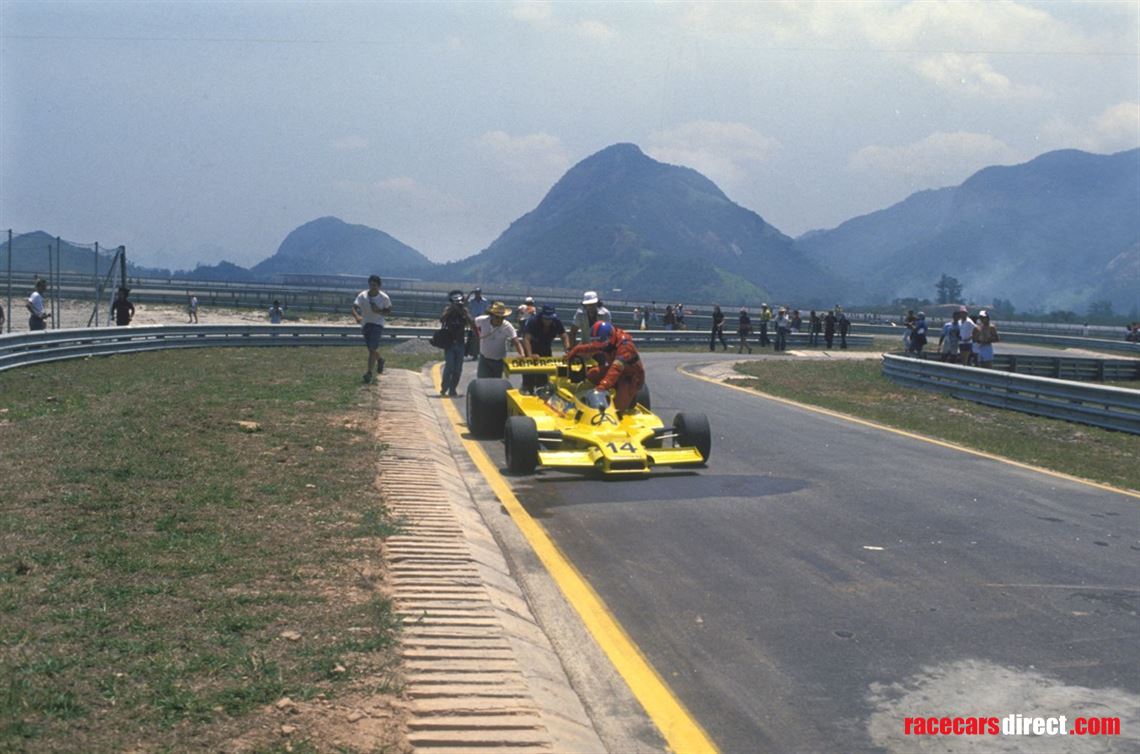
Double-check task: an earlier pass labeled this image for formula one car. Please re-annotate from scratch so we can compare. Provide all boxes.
[465,355,711,476]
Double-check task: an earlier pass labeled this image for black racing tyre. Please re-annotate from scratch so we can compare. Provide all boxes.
[635,382,651,410]
[466,378,511,438]
[505,415,540,474]
[674,412,711,463]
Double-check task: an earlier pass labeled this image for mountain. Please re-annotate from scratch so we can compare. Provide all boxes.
[251,216,433,279]
[797,148,1140,312]
[438,143,840,304]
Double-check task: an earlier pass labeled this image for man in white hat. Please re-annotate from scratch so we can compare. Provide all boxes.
[569,290,611,347]
[475,301,524,378]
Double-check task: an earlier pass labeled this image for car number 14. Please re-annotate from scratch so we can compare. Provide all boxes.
[605,442,637,453]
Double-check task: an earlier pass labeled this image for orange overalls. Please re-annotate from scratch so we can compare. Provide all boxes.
[566,326,645,411]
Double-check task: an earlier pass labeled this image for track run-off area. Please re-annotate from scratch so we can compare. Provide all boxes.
[437,351,1140,753]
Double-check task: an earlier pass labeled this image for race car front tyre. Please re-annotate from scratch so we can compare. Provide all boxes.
[635,382,651,410]
[505,415,539,474]
[467,378,512,438]
[674,412,711,463]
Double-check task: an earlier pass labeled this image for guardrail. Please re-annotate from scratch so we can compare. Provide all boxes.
[866,325,1140,356]
[905,351,1140,381]
[0,324,876,374]
[881,353,1140,435]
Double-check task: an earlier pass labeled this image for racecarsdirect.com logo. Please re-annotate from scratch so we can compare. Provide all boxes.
[904,714,1121,737]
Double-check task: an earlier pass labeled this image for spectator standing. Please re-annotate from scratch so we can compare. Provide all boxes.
[737,307,753,353]
[466,287,488,360]
[1126,323,1140,343]
[268,300,285,324]
[112,287,135,327]
[837,308,851,349]
[902,309,916,352]
[632,306,641,329]
[758,304,772,347]
[910,312,928,355]
[675,303,686,330]
[938,312,961,362]
[26,279,50,331]
[439,289,473,397]
[957,308,977,365]
[790,310,802,333]
[188,293,199,324]
[774,307,791,352]
[522,304,570,392]
[809,310,821,346]
[709,305,728,351]
[475,301,524,378]
[569,291,611,347]
[663,304,676,331]
[823,309,837,349]
[0,299,5,331]
[516,296,536,329]
[973,310,1000,367]
[352,274,392,384]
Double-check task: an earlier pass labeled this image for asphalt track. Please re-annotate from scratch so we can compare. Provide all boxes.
[457,352,1139,753]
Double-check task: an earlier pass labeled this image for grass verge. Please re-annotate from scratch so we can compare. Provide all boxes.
[731,359,1139,492]
[0,347,437,752]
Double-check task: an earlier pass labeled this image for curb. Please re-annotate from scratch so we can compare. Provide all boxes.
[374,370,607,753]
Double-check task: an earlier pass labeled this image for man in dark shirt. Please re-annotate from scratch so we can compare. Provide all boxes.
[111,288,135,327]
[522,305,570,393]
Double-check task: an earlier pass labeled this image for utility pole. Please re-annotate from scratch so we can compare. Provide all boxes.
[94,242,100,326]
[5,229,11,333]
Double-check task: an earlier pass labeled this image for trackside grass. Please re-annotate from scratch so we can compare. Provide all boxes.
[0,348,435,753]
[731,360,1140,492]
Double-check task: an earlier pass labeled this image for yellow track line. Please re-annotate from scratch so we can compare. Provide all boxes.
[681,363,1140,501]
[432,363,718,754]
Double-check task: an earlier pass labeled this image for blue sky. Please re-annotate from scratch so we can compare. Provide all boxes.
[1,1,1137,270]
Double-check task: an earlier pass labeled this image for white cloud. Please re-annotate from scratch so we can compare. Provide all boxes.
[677,1,1097,99]
[511,2,615,42]
[646,121,779,186]
[849,131,1020,184]
[574,20,617,42]
[476,130,570,185]
[370,176,467,212]
[915,53,1046,100]
[331,135,369,152]
[1042,101,1140,153]
[510,1,553,28]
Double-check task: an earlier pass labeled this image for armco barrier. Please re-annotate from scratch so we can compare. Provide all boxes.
[881,353,1140,435]
[0,324,875,373]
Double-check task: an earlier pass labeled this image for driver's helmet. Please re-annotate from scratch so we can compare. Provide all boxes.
[591,321,613,342]
[582,390,610,410]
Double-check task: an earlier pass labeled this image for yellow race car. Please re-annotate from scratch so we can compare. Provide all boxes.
[465,355,711,475]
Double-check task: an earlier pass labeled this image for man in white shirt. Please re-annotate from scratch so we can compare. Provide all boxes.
[352,274,392,383]
[569,291,612,347]
[475,301,524,378]
[957,307,977,366]
[26,279,51,331]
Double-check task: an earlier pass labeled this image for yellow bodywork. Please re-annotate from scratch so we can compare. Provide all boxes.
[503,356,705,475]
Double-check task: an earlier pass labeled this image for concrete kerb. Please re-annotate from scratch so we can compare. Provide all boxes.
[418,365,668,754]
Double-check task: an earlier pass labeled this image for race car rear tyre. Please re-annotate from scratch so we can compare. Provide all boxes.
[505,416,539,474]
[674,412,711,463]
[467,378,511,438]
[635,382,651,410]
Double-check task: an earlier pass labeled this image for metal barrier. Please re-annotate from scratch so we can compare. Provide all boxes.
[0,324,876,374]
[881,354,1140,435]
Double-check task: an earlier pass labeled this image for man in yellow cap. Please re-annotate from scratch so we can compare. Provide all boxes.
[474,301,524,378]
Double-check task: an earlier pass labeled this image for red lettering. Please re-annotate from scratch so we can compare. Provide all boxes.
[940,717,952,735]
[905,718,914,734]
[987,717,1000,735]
